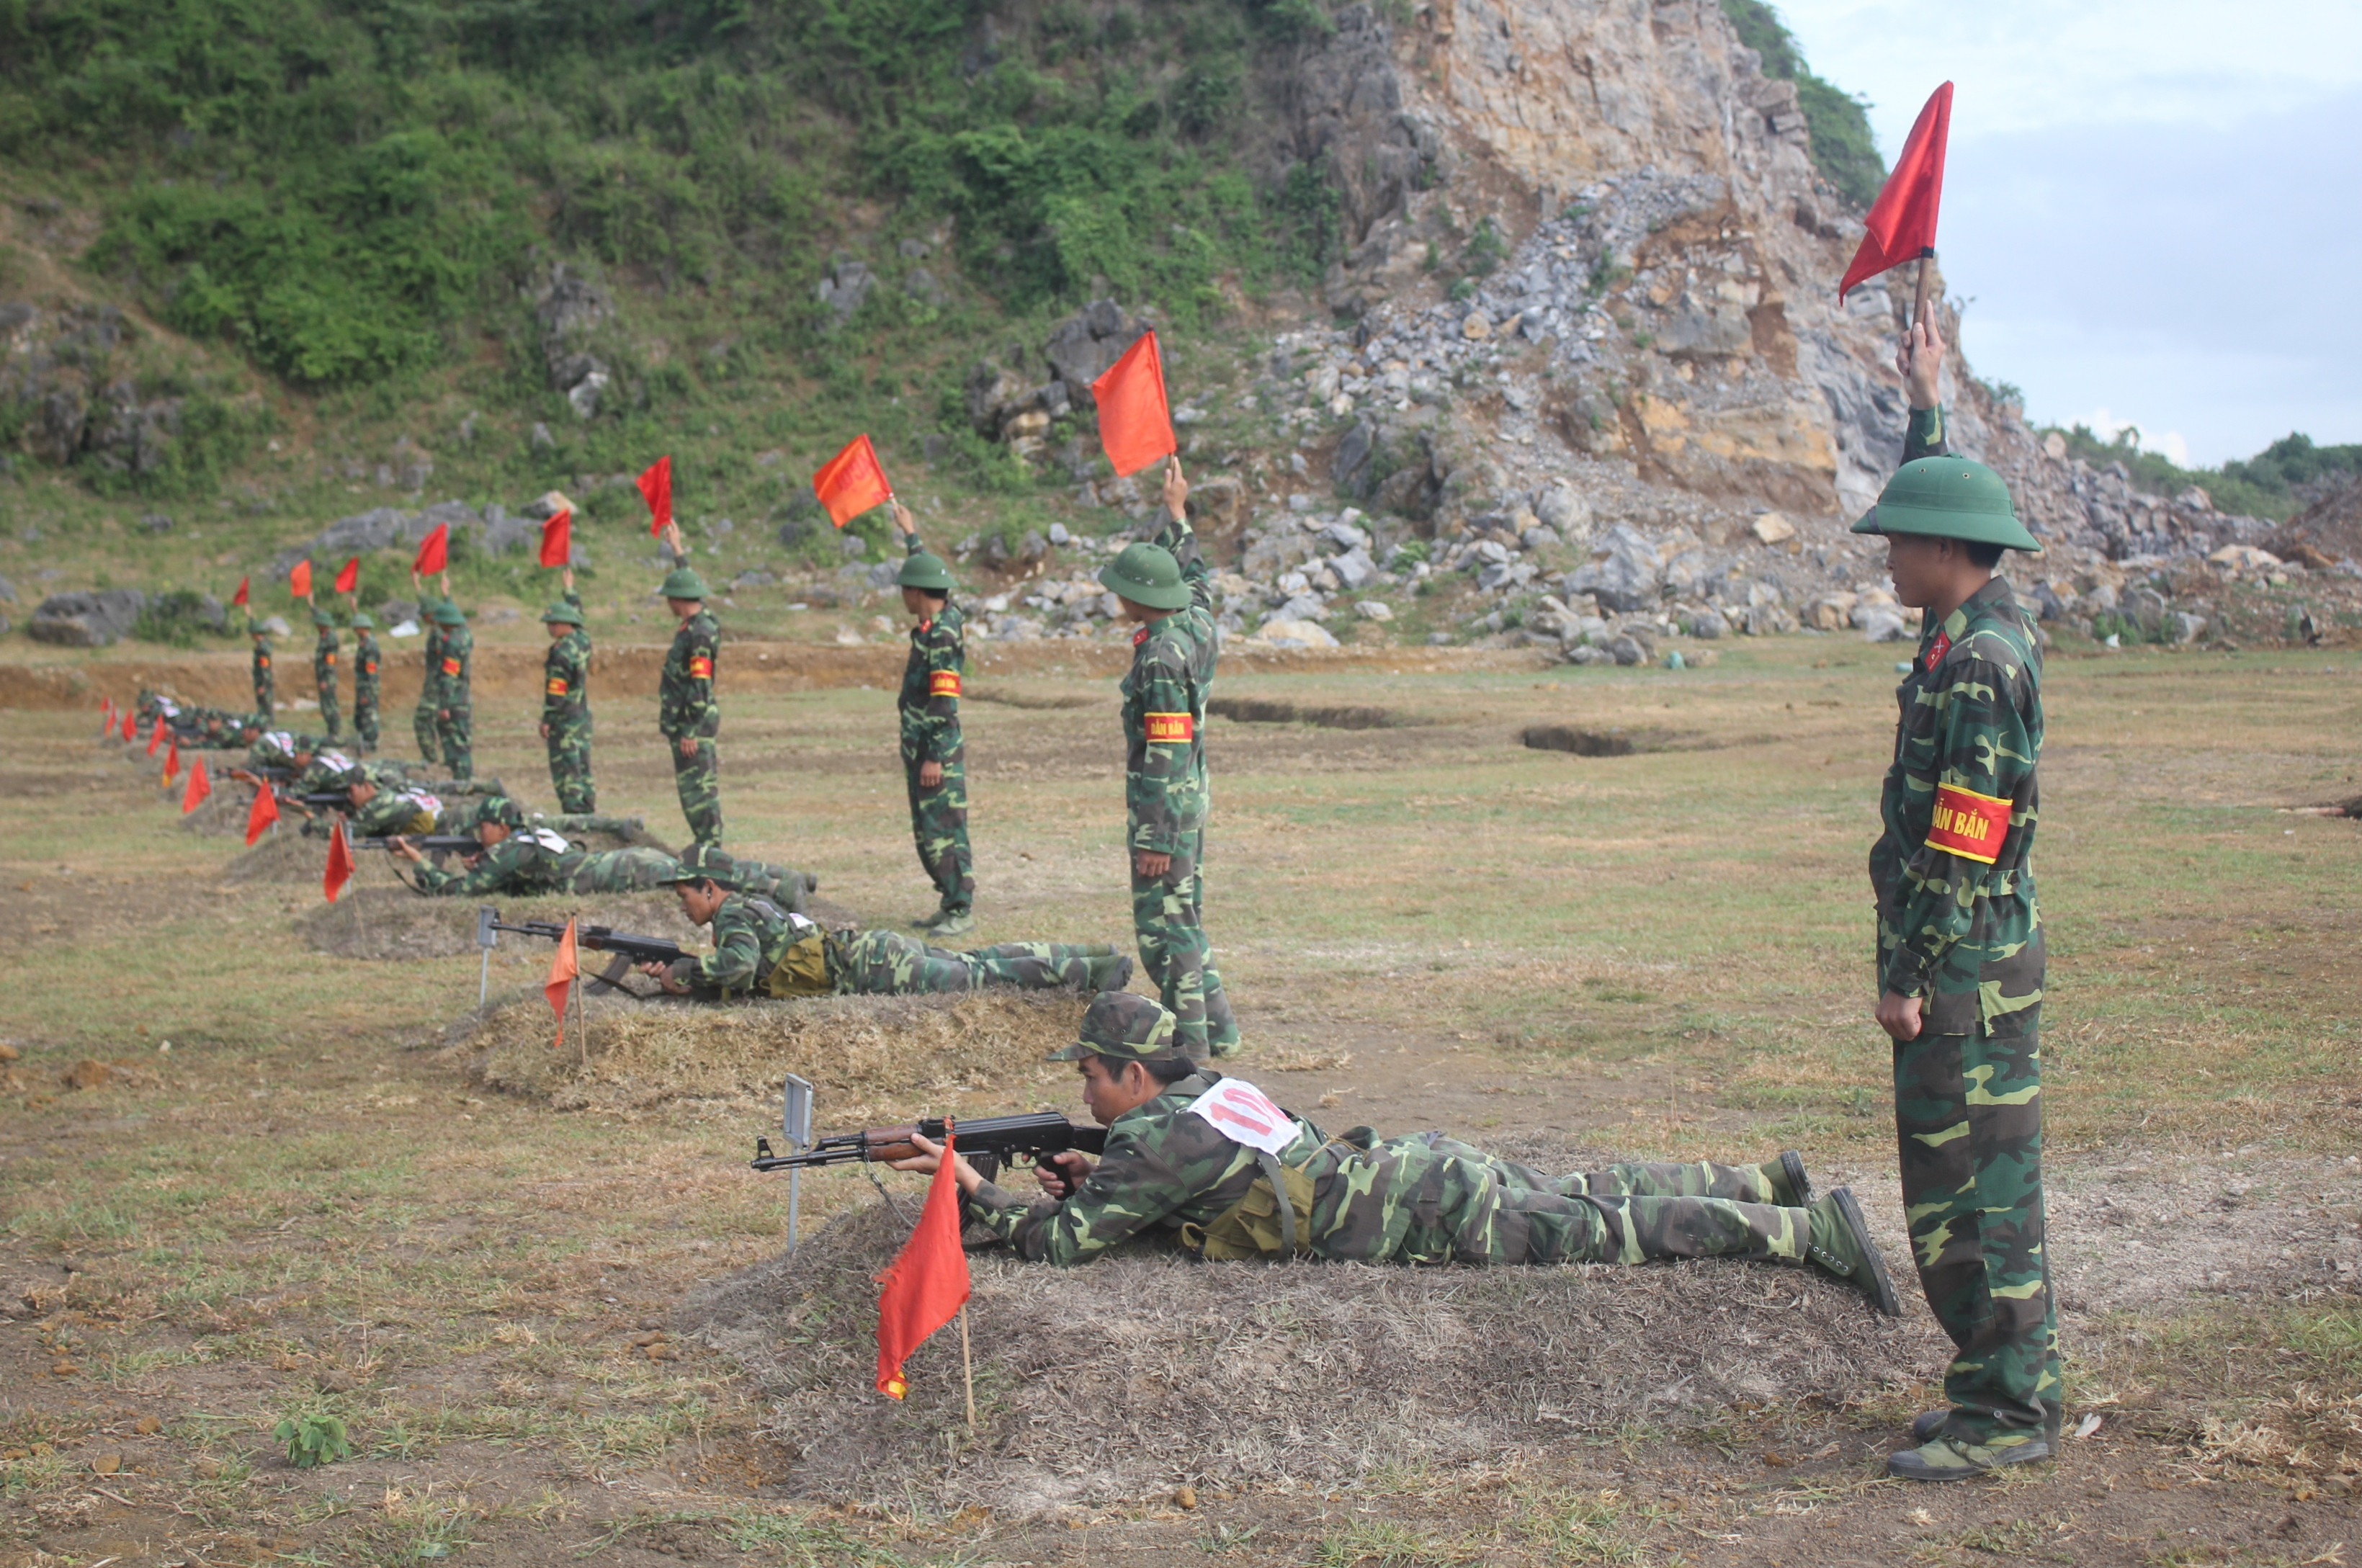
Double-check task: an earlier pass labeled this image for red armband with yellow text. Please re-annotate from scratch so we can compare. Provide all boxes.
[1926,783,2010,864]
[688,655,713,680]
[1145,712,1194,744]
[929,671,961,697]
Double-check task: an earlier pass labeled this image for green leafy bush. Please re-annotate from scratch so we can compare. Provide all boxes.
[274,1411,350,1469]
[133,588,228,647]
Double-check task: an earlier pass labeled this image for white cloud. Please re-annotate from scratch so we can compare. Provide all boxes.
[2077,408,2191,468]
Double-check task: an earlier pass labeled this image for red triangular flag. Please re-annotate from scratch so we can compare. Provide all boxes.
[1839,82,1954,302]
[539,508,573,569]
[546,917,580,1048]
[147,716,166,757]
[875,1125,973,1400]
[99,698,115,737]
[334,556,360,595]
[182,756,211,815]
[413,523,449,576]
[231,575,250,608]
[289,560,313,599]
[1091,329,1177,478]
[638,457,674,536]
[162,738,180,786]
[324,819,354,903]
[812,436,893,527]
[245,781,281,846]
[121,710,136,741]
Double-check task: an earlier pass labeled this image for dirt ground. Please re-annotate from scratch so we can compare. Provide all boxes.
[1,637,2358,1567]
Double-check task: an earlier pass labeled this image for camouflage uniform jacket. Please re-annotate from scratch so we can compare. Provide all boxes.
[354,632,381,699]
[246,731,302,772]
[313,626,340,682]
[965,1072,1328,1264]
[434,623,474,708]
[292,750,357,794]
[673,892,823,998]
[544,591,592,729]
[410,826,573,897]
[659,609,720,740]
[1120,513,1217,854]
[251,639,274,696]
[350,785,444,839]
[898,536,964,765]
[1868,404,2045,1037]
[418,616,445,700]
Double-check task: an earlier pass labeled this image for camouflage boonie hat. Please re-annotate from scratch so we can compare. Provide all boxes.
[1050,991,1184,1063]
[337,765,372,790]
[663,843,732,884]
[476,795,526,830]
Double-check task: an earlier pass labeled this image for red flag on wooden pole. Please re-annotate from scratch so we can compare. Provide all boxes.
[324,819,354,903]
[288,560,313,599]
[245,781,281,846]
[413,523,449,576]
[538,507,573,568]
[812,436,893,527]
[545,917,579,1049]
[147,716,166,757]
[121,710,136,741]
[638,456,674,536]
[231,575,250,608]
[182,756,211,814]
[1091,329,1177,478]
[1838,81,1954,315]
[334,557,360,595]
[875,1126,973,1400]
[161,738,180,786]
[99,698,115,736]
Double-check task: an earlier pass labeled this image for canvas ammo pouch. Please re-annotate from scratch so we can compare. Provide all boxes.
[759,926,835,998]
[1180,1150,1318,1261]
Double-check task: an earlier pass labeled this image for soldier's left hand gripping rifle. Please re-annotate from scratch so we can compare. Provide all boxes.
[750,1110,1106,1186]
[485,913,691,998]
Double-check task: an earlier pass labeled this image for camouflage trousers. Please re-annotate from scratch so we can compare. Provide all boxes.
[833,930,1107,995]
[671,738,723,846]
[904,748,973,916]
[435,704,473,779]
[254,678,273,721]
[1895,1014,2062,1445]
[353,686,380,751]
[547,719,596,812]
[564,847,680,894]
[1307,1134,1815,1268]
[1131,828,1240,1058]
[316,676,342,741]
[413,701,440,764]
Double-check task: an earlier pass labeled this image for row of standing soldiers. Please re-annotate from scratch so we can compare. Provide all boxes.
[248,597,476,778]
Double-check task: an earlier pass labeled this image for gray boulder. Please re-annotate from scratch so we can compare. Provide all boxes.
[1565,524,1662,613]
[816,260,876,322]
[30,588,146,647]
[0,574,16,604]
[1043,299,1140,408]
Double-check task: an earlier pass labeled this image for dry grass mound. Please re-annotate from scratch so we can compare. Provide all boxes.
[298,887,700,962]
[684,1197,1943,1517]
[449,987,1089,1116]
[223,825,339,884]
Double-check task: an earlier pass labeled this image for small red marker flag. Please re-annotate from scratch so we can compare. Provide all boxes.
[324,819,354,903]
[182,756,211,815]
[99,698,115,736]
[413,523,449,576]
[1839,82,1954,303]
[147,716,166,757]
[162,738,181,786]
[538,507,573,568]
[638,456,674,536]
[231,575,250,608]
[334,557,360,595]
[874,1125,973,1400]
[812,435,893,527]
[289,560,313,599]
[1091,329,1177,478]
[245,779,281,846]
[121,710,135,741]
[546,917,580,1049]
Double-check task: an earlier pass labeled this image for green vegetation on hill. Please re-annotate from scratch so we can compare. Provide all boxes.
[2044,425,2362,524]
[1718,0,1887,210]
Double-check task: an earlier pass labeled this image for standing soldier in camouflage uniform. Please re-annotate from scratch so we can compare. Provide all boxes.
[411,581,444,765]
[891,995,1899,1309]
[249,619,275,721]
[889,500,973,933]
[1861,321,2059,1482]
[540,568,595,812]
[431,599,475,780]
[309,606,343,743]
[1101,460,1239,1057]
[658,566,723,846]
[640,847,1130,1000]
[351,611,382,754]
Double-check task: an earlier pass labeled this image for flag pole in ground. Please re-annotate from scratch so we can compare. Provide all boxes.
[958,1307,977,1431]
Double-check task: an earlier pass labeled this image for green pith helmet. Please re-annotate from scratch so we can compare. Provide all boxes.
[1050,991,1187,1064]
[898,551,955,593]
[663,843,731,884]
[1851,457,2042,552]
[350,611,377,630]
[433,599,467,625]
[541,600,586,626]
[659,566,710,601]
[311,607,335,628]
[1099,542,1189,611]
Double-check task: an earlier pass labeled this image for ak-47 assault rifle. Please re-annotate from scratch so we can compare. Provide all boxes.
[483,913,692,995]
[750,1111,1106,1185]
[352,834,482,854]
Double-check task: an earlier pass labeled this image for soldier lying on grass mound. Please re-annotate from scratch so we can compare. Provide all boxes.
[387,797,814,905]
[637,847,1135,1000]
[885,992,1901,1312]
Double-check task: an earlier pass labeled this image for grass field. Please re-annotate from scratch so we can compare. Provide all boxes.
[1,634,2358,1566]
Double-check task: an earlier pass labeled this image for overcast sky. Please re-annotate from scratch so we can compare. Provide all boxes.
[1773,0,2362,467]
